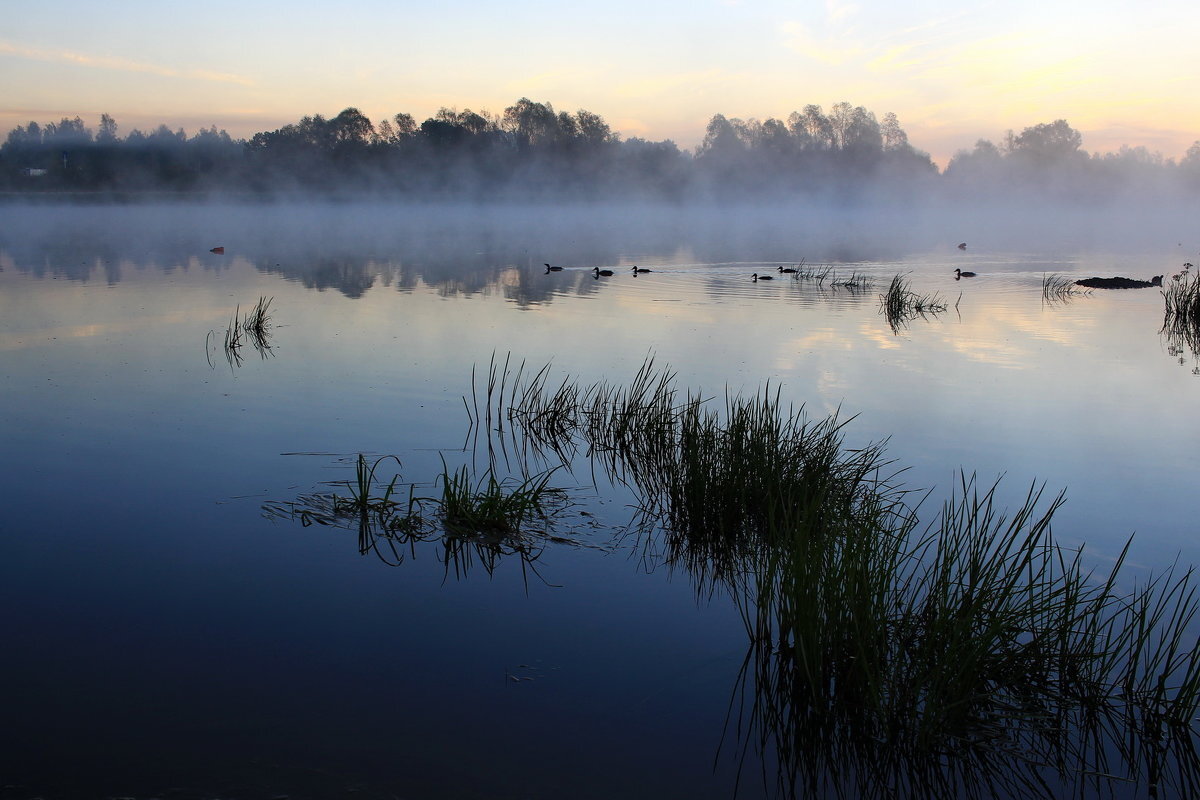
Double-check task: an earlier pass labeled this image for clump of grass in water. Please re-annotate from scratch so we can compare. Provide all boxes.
[1043,272,1086,302]
[1164,271,1200,333]
[264,453,566,583]
[220,306,246,367]
[427,460,566,582]
[474,357,1200,796]
[208,296,275,368]
[1161,274,1200,376]
[829,270,874,291]
[733,471,1200,798]
[332,454,407,516]
[273,455,422,536]
[243,296,273,341]
[433,459,563,537]
[794,262,833,282]
[880,274,947,333]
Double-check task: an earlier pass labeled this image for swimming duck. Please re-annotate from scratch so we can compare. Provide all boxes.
[631,266,652,273]
[957,243,967,250]
[544,263,563,272]
[778,265,797,274]
[954,268,976,278]
[593,267,614,277]
[752,272,774,281]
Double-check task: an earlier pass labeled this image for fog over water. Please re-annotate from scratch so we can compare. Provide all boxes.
[4,196,1198,283]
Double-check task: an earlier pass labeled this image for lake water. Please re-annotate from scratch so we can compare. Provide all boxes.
[2,201,1198,799]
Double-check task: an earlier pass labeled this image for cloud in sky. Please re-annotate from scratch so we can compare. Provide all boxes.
[0,40,253,86]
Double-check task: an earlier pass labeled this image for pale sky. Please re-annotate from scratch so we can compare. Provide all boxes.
[3,0,1198,167]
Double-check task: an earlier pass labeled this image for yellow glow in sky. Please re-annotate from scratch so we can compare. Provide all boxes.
[3,0,1198,167]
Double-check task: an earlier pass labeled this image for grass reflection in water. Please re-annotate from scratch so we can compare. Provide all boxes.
[482,356,1200,798]
[206,295,276,369]
[264,453,570,586]
[270,357,1200,798]
[1162,271,1200,377]
[879,274,949,334]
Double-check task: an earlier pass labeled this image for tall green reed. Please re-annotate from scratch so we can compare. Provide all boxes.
[468,356,1200,797]
[732,472,1200,798]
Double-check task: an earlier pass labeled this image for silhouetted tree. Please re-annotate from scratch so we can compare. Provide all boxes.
[97,113,118,144]
[945,139,1002,177]
[329,108,375,147]
[576,110,616,147]
[5,99,1190,199]
[796,105,835,151]
[1180,141,1200,188]
[1010,120,1084,164]
[829,103,882,167]
[757,118,793,156]
[880,112,907,151]
[419,118,469,149]
[392,113,418,137]
[694,114,750,194]
[503,98,559,149]
[612,137,688,199]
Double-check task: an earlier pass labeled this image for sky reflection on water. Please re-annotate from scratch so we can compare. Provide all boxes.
[2,203,1198,798]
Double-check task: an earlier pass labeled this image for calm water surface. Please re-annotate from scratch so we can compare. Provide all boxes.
[2,203,1198,798]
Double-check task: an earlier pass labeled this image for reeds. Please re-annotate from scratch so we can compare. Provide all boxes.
[880,274,947,333]
[434,459,563,537]
[1163,272,1200,337]
[1043,273,1085,302]
[464,356,1200,796]
[732,473,1200,798]
[265,358,1200,795]
[208,296,275,368]
[829,270,874,292]
[244,295,273,340]
[1160,274,1200,376]
[332,454,406,516]
[794,262,834,282]
[264,453,566,582]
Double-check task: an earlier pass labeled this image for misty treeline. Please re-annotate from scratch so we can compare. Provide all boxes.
[3,99,1199,200]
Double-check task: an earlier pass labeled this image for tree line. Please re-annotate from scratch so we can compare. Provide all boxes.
[3,98,1198,199]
